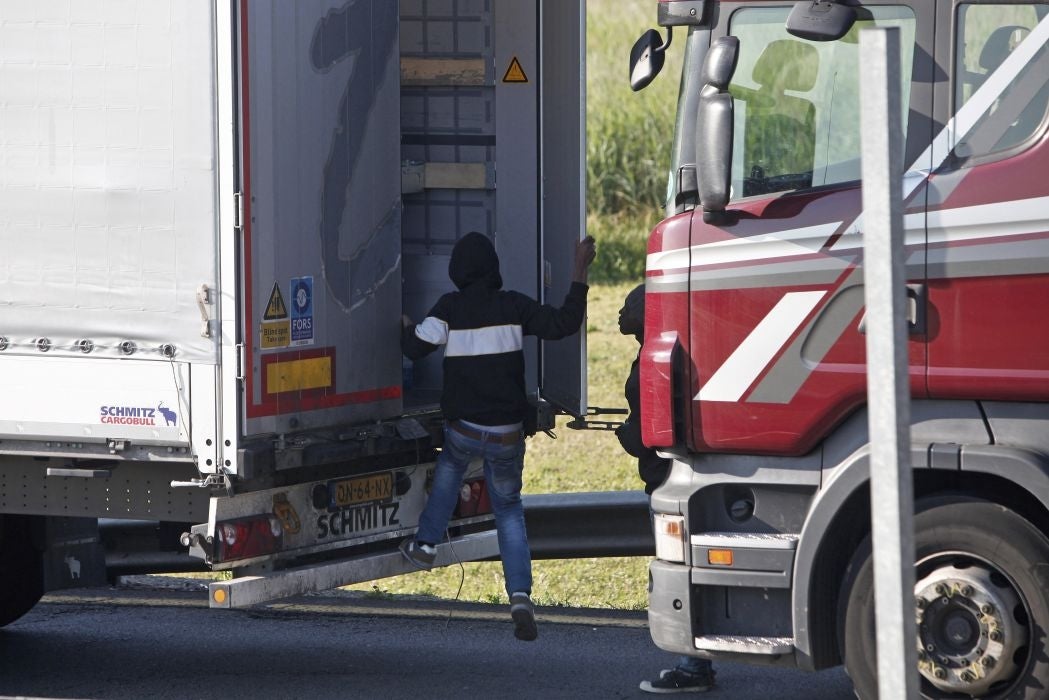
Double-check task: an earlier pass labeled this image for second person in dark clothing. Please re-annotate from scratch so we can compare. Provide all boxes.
[616,283,718,694]
[400,231,596,642]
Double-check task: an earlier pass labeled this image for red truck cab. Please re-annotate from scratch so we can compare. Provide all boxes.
[633,2,1049,698]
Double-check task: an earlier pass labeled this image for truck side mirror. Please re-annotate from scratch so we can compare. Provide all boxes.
[630,28,672,92]
[786,1,856,42]
[696,36,738,223]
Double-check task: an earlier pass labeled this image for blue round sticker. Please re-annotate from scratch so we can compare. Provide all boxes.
[293,279,312,315]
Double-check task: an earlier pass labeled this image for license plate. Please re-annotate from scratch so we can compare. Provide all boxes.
[329,473,393,509]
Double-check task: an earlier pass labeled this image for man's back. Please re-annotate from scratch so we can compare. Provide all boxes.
[402,232,589,426]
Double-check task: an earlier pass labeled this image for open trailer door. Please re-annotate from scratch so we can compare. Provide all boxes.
[236,0,403,440]
[538,0,587,418]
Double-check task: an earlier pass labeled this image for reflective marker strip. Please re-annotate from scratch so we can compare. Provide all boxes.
[445,324,523,357]
[927,195,1049,245]
[696,291,826,402]
[647,222,842,273]
[265,356,333,394]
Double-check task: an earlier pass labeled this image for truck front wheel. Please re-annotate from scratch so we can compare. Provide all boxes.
[0,514,44,627]
[841,500,1049,699]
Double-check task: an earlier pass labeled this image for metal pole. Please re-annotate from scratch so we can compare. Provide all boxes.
[860,27,918,700]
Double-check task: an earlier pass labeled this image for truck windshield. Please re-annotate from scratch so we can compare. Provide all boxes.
[726,6,916,199]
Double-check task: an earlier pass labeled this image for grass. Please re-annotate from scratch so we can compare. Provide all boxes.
[586,0,681,219]
[587,211,653,284]
[585,0,682,283]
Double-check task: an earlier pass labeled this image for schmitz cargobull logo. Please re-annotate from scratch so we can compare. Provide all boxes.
[99,402,178,427]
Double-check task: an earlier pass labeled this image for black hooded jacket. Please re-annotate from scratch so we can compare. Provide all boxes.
[402,232,588,425]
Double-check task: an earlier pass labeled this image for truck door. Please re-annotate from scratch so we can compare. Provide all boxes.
[677,2,935,454]
[538,1,588,417]
[926,3,1049,400]
[236,0,404,439]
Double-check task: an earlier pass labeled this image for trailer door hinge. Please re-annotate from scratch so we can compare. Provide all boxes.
[236,343,246,381]
[196,283,212,338]
[234,191,244,231]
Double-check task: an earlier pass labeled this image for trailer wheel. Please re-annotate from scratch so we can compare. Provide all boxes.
[0,515,44,627]
[840,500,1049,699]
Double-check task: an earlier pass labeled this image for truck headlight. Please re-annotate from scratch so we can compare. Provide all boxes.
[653,513,686,563]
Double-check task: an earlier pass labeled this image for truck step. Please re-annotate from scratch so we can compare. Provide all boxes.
[694,635,794,655]
[690,532,799,549]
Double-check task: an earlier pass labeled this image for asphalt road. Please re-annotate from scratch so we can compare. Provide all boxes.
[0,577,855,699]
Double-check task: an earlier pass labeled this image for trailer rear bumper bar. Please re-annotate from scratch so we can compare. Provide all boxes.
[208,530,499,609]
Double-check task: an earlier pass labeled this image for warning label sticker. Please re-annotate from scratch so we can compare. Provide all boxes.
[263,282,288,320]
[261,321,290,349]
[261,281,290,348]
[502,56,528,83]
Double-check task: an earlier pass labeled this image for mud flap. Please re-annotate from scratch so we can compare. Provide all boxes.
[41,517,107,591]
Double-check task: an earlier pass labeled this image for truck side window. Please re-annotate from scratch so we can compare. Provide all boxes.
[727,7,916,199]
[735,39,819,195]
[954,4,1049,159]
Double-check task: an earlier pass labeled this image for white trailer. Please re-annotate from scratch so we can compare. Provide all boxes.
[0,0,585,623]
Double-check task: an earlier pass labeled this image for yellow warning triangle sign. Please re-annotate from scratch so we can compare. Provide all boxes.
[263,282,288,320]
[502,56,528,83]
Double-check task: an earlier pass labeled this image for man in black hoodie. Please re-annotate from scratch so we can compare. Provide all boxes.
[400,231,595,641]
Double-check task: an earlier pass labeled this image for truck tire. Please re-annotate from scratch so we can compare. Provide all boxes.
[0,514,44,627]
[840,499,1049,699]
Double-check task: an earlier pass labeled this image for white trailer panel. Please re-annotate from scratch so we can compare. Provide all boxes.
[0,0,221,451]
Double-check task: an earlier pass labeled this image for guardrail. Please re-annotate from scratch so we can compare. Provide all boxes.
[525,490,653,558]
[100,490,654,577]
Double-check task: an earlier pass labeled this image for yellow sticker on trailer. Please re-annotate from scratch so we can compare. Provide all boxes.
[260,321,290,348]
[263,282,288,320]
[272,495,302,535]
[265,355,332,393]
[502,56,528,83]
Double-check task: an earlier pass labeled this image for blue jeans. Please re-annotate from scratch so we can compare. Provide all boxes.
[415,423,531,597]
[677,656,713,675]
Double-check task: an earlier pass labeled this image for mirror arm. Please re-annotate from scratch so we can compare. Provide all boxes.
[656,26,673,54]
